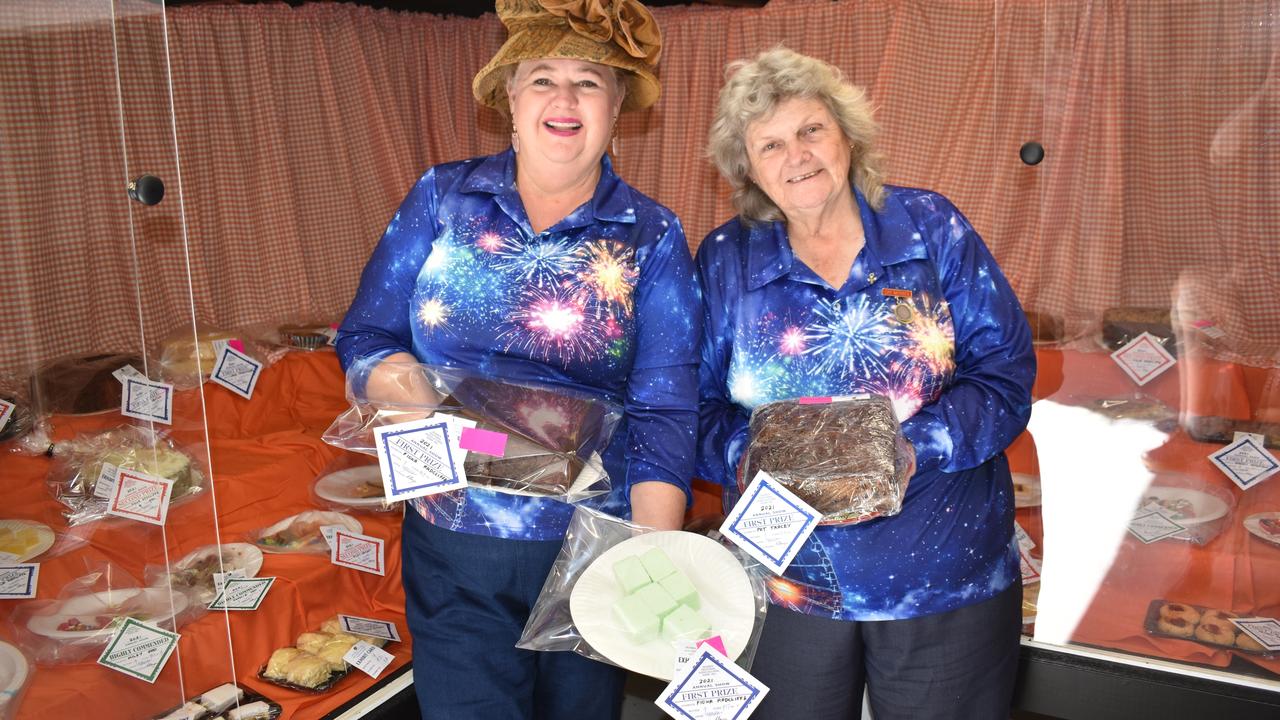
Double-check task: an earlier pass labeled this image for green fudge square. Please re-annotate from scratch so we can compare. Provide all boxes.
[612,555,651,595]
[633,581,679,619]
[661,604,712,643]
[639,547,678,582]
[612,593,660,643]
[659,571,700,610]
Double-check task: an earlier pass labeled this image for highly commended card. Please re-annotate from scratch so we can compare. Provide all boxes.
[121,377,174,425]
[1231,618,1280,652]
[1127,509,1186,544]
[207,576,275,611]
[719,471,819,575]
[97,618,180,683]
[658,645,768,720]
[210,345,262,400]
[373,414,475,501]
[105,468,175,526]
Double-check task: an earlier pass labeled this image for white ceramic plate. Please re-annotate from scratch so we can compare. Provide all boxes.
[569,531,756,681]
[0,519,54,562]
[314,465,387,508]
[1011,473,1042,509]
[27,587,189,640]
[251,511,362,554]
[1244,512,1280,547]
[0,641,28,709]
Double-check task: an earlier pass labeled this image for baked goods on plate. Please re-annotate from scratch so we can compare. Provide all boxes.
[156,543,264,603]
[249,511,362,554]
[1244,512,1280,547]
[27,587,188,641]
[258,616,389,692]
[313,465,387,509]
[0,520,54,562]
[33,353,143,415]
[1144,599,1272,658]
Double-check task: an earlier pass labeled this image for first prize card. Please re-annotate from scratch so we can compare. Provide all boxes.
[210,345,262,400]
[331,530,385,575]
[1209,435,1280,491]
[658,645,768,720]
[97,618,180,684]
[121,377,174,425]
[339,614,401,642]
[105,468,175,526]
[0,563,39,599]
[207,576,275,611]
[720,471,819,575]
[373,414,476,501]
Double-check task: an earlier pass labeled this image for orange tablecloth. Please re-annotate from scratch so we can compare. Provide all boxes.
[1011,347,1280,678]
[2,351,411,719]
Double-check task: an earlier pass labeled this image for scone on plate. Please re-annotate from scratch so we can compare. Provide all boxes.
[1157,602,1202,626]
[1194,620,1235,645]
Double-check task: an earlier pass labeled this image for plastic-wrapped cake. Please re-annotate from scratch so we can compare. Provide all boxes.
[742,395,912,524]
[33,353,143,415]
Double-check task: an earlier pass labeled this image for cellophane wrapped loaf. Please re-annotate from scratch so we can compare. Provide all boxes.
[741,395,913,525]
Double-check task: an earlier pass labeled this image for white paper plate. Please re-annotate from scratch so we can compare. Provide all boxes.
[1244,512,1280,547]
[0,519,54,562]
[569,531,756,681]
[27,587,189,640]
[1011,473,1042,509]
[314,465,387,508]
[251,511,362,554]
[0,641,28,708]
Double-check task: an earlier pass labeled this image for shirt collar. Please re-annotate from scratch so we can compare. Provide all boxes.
[744,186,929,291]
[462,148,639,231]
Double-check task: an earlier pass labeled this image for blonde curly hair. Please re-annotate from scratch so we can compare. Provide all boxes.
[707,47,886,223]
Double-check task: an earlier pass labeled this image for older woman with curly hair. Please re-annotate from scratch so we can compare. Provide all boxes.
[696,47,1035,719]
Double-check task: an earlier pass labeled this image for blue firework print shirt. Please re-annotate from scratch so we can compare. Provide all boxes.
[697,186,1034,621]
[338,149,701,541]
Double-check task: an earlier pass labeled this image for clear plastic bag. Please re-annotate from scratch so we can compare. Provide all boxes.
[323,362,619,502]
[741,394,913,525]
[8,564,197,664]
[310,452,396,514]
[0,639,31,720]
[0,370,49,456]
[156,326,286,389]
[245,510,362,555]
[45,425,207,526]
[517,507,768,681]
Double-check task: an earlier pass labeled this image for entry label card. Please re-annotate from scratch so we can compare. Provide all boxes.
[720,471,819,575]
[210,345,262,400]
[373,414,476,501]
[331,530,385,575]
[1209,436,1280,491]
[1110,332,1176,386]
[97,618,179,683]
[92,462,121,500]
[658,645,768,720]
[0,398,13,433]
[1230,618,1280,652]
[671,636,728,679]
[0,564,39,599]
[207,576,275,611]
[121,377,174,424]
[343,640,395,678]
[338,615,401,642]
[1127,509,1185,544]
[105,468,174,526]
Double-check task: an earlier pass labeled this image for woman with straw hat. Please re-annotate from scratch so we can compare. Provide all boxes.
[337,1,698,717]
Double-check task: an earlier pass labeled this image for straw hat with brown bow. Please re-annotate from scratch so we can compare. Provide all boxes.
[472,0,664,112]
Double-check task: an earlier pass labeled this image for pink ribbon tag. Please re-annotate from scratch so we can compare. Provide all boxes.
[696,635,727,656]
[797,396,833,405]
[459,427,508,457]
[228,338,246,353]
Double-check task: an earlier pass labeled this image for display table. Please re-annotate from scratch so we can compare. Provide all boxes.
[2,351,411,720]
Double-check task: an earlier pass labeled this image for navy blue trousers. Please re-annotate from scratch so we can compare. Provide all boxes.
[749,582,1022,720]
[401,510,625,720]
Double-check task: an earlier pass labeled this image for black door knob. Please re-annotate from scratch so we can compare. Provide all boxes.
[127,175,165,206]
[1020,142,1045,166]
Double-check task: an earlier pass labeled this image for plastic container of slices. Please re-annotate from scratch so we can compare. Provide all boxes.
[150,683,280,720]
[1136,475,1234,545]
[1143,599,1273,658]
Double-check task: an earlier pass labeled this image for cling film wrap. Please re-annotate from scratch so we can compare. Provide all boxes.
[517,507,768,680]
[741,394,913,526]
[323,361,619,503]
[45,425,206,527]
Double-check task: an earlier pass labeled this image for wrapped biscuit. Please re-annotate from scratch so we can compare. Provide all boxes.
[741,394,913,525]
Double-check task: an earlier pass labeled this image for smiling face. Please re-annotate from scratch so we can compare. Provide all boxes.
[744,95,853,222]
[508,58,623,180]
